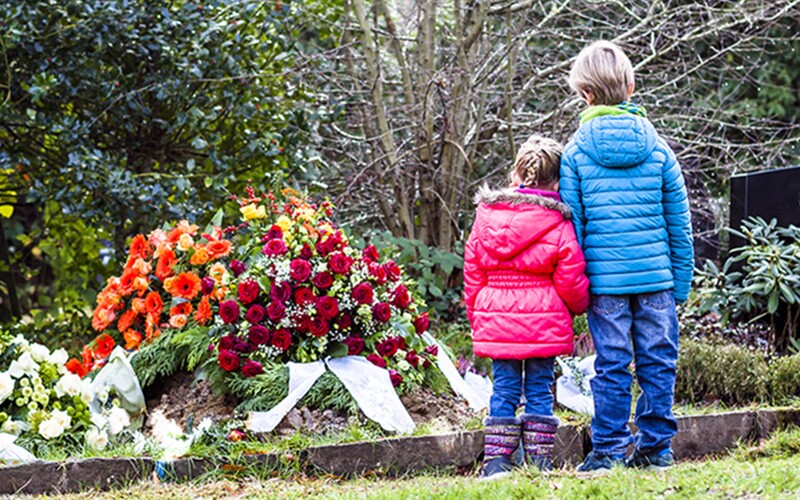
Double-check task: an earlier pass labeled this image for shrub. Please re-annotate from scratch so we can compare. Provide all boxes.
[769,354,800,404]
[675,338,769,405]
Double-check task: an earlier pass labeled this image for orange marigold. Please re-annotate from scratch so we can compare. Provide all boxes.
[189,246,210,266]
[144,291,164,315]
[117,309,138,333]
[207,239,233,259]
[194,296,212,325]
[165,272,202,300]
[123,330,143,350]
[155,248,177,281]
[129,234,151,260]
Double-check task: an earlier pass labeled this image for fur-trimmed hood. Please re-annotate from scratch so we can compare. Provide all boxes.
[474,185,572,219]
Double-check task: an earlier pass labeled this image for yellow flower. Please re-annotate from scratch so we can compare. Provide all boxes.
[178,233,194,251]
[240,203,266,221]
[276,215,292,231]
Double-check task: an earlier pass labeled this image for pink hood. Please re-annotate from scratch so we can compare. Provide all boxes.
[464,186,590,360]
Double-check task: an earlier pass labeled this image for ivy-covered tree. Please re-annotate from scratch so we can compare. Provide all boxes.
[0,0,325,324]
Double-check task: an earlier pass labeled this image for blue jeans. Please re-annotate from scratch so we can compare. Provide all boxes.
[490,357,555,417]
[588,291,679,457]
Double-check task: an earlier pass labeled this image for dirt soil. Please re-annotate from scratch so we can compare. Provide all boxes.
[144,372,478,436]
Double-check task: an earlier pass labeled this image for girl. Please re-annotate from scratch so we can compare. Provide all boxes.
[464,135,590,479]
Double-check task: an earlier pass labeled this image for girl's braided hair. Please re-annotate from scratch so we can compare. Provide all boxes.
[511,135,563,188]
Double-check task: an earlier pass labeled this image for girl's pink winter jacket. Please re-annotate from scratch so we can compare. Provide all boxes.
[464,186,590,360]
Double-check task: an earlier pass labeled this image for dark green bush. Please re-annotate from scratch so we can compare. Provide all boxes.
[769,355,800,404]
[676,338,770,405]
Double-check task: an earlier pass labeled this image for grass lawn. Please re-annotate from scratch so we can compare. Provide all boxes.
[43,427,800,499]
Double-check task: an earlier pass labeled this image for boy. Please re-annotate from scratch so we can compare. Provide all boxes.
[559,41,693,473]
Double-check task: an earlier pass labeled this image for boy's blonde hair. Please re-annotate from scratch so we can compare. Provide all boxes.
[512,135,562,188]
[568,41,634,106]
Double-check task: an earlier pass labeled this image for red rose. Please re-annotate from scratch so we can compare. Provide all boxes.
[391,284,412,309]
[312,272,333,290]
[351,282,374,305]
[405,350,419,367]
[294,314,311,332]
[335,311,352,330]
[423,358,431,368]
[271,328,292,351]
[316,296,340,320]
[249,325,271,345]
[245,304,266,324]
[230,259,246,277]
[343,336,365,355]
[367,353,386,368]
[218,349,240,372]
[267,301,287,322]
[424,344,438,357]
[362,245,380,262]
[262,238,288,256]
[395,335,407,351]
[368,263,387,284]
[315,237,335,257]
[389,369,402,387]
[327,252,352,275]
[294,287,316,306]
[219,300,240,324]
[372,302,392,323]
[299,243,314,260]
[237,278,260,305]
[309,316,330,337]
[232,335,250,353]
[266,225,283,240]
[376,337,399,357]
[384,261,401,281]
[414,313,430,334]
[242,359,264,377]
[270,281,292,303]
[219,334,236,351]
[290,259,312,282]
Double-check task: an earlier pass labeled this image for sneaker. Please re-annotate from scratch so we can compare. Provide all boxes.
[481,456,515,481]
[626,448,674,471]
[575,450,625,476]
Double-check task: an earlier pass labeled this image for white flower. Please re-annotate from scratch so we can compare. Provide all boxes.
[12,334,29,348]
[0,372,14,404]
[8,352,40,379]
[38,417,66,439]
[86,427,109,450]
[51,409,72,430]
[1,419,30,436]
[80,381,94,404]
[49,348,69,367]
[107,407,131,436]
[54,373,84,398]
[91,412,108,430]
[29,343,51,363]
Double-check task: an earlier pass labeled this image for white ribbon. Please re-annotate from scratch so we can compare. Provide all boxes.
[0,432,36,463]
[422,332,488,410]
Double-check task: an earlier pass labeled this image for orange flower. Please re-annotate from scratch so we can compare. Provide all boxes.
[208,262,228,285]
[132,276,149,295]
[66,358,89,378]
[212,286,227,302]
[148,229,169,251]
[131,257,152,276]
[144,291,164,315]
[123,330,143,350]
[117,309,138,333]
[195,296,212,325]
[91,307,116,331]
[129,234,151,260]
[145,315,160,342]
[169,314,188,329]
[119,268,139,295]
[165,272,202,300]
[131,298,146,314]
[93,333,116,360]
[155,248,177,281]
[207,239,232,259]
[189,246,210,266]
[170,301,193,317]
[81,345,94,367]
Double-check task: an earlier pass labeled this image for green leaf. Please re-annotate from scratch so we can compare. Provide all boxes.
[767,290,779,314]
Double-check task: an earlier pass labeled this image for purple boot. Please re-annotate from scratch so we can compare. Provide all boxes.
[481,416,521,480]
[521,414,559,471]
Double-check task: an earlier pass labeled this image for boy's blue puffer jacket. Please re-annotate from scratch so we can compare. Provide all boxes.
[559,113,694,302]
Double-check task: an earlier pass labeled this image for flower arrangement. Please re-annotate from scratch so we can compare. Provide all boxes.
[69,219,233,377]
[210,187,435,387]
[0,332,93,443]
